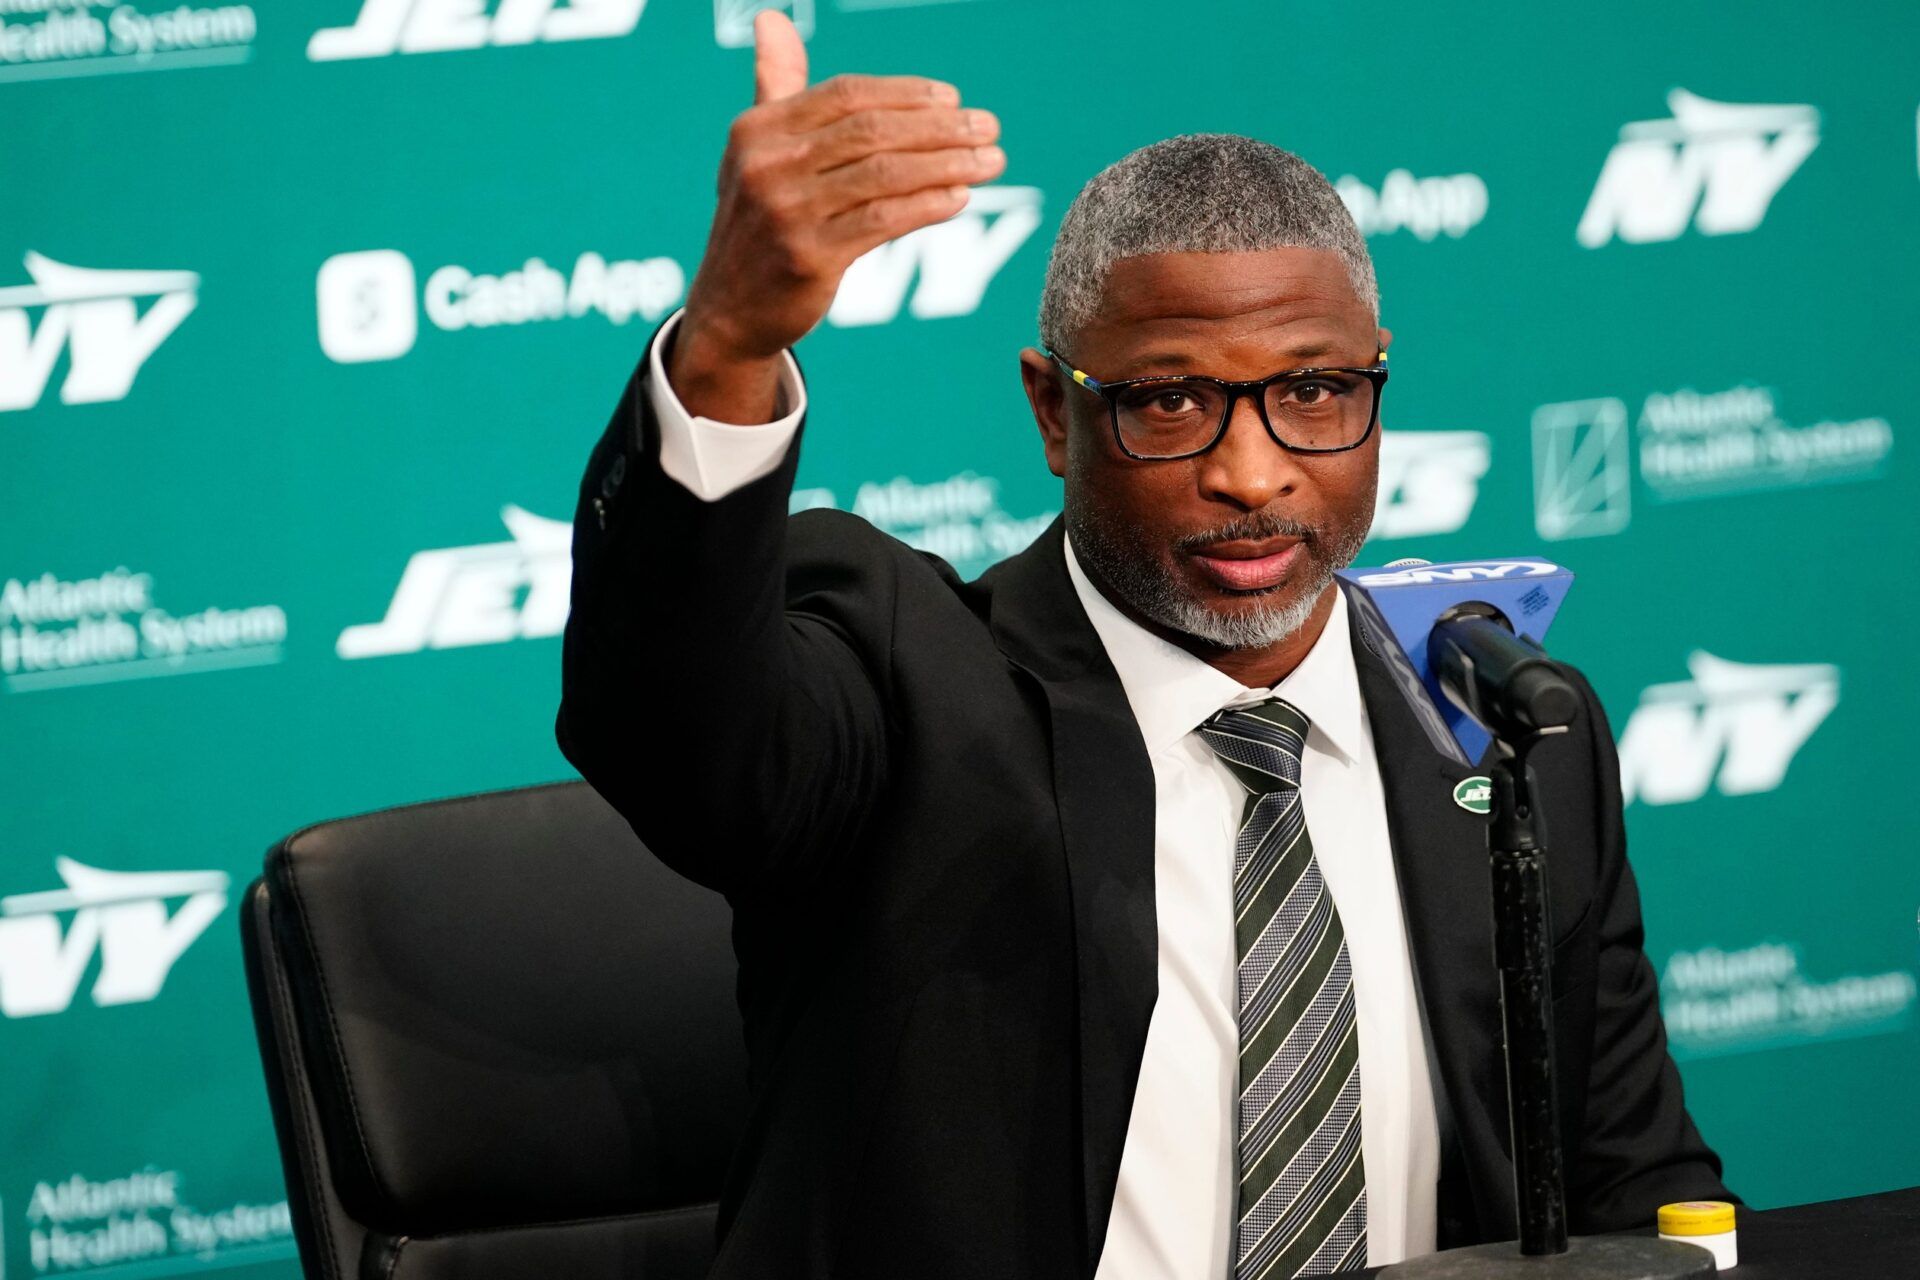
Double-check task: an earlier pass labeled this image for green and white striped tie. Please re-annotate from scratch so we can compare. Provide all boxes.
[1198,697,1368,1279]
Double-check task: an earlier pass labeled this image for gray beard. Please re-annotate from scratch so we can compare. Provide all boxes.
[1068,506,1367,650]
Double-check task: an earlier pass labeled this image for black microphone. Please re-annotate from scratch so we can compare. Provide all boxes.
[1429,602,1581,738]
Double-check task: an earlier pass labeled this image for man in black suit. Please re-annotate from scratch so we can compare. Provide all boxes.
[557,12,1730,1278]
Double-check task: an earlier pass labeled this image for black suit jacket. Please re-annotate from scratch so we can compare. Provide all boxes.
[556,319,1732,1278]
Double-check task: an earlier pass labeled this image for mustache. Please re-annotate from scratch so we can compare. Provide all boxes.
[1175,511,1320,553]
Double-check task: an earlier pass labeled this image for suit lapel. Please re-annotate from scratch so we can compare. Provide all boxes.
[982,517,1158,1273]
[1345,581,1518,1242]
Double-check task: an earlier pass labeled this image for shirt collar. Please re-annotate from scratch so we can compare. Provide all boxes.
[1061,530,1366,763]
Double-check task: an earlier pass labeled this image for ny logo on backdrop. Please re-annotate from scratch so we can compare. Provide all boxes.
[1616,652,1839,806]
[826,186,1043,327]
[0,859,228,1018]
[0,253,198,412]
[309,0,647,59]
[338,505,571,658]
[1578,89,1820,247]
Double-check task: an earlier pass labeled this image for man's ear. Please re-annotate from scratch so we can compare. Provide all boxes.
[1376,324,1393,361]
[1018,347,1069,479]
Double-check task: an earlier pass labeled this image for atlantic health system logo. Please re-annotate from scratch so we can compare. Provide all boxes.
[1531,383,1893,542]
[0,1,257,84]
[1662,941,1915,1060]
[0,252,198,412]
[1,566,287,693]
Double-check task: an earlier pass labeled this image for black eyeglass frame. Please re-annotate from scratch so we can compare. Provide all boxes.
[1043,345,1390,461]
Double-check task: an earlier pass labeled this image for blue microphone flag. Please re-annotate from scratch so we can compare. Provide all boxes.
[1337,558,1575,764]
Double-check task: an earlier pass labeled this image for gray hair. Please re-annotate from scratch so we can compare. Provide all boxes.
[1037,133,1377,352]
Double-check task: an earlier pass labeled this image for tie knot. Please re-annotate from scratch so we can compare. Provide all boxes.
[1198,697,1310,794]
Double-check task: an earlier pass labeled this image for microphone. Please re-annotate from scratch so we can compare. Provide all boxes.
[1335,557,1576,763]
[1431,603,1581,737]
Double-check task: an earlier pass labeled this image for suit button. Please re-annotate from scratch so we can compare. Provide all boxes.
[592,497,607,530]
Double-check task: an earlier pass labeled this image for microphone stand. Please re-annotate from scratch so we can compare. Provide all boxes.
[1379,648,1714,1279]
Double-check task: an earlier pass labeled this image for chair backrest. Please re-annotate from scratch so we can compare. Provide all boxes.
[240,780,747,1280]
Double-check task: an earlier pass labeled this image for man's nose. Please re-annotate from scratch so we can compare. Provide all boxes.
[1194,393,1311,510]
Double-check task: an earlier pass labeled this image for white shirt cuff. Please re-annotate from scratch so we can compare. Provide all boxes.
[645,307,806,501]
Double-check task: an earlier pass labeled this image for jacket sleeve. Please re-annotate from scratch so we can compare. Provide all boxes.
[555,317,895,901]
[1563,669,1738,1231]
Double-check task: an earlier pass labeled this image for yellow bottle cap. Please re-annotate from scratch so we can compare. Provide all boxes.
[1658,1201,1736,1235]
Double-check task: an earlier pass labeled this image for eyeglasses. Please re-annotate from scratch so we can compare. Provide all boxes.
[1043,345,1389,461]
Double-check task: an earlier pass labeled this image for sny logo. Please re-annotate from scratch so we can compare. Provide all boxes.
[826,186,1042,328]
[1355,560,1562,588]
[0,859,228,1018]
[1617,652,1839,805]
[309,0,646,60]
[338,505,570,658]
[0,252,198,412]
[1578,89,1819,248]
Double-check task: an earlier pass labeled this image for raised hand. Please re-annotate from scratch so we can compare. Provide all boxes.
[667,10,1004,423]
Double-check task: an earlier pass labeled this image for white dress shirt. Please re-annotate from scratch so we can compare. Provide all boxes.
[1061,538,1439,1275]
[641,305,1440,1274]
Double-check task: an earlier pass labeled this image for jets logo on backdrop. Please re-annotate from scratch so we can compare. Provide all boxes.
[0,252,197,412]
[1370,431,1490,540]
[827,186,1042,328]
[339,505,570,658]
[1617,652,1839,806]
[309,0,646,60]
[1578,89,1819,247]
[0,860,228,1018]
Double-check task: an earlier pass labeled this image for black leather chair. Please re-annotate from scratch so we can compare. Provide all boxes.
[240,780,748,1280]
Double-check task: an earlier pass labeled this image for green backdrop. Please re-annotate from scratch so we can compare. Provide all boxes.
[5,2,1915,1276]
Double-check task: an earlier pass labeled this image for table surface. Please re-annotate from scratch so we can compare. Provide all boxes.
[1357,1186,1920,1277]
